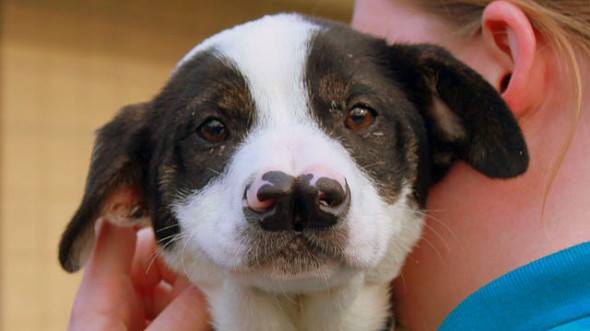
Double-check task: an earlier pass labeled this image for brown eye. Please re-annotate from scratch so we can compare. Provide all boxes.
[198,118,228,143]
[344,106,376,132]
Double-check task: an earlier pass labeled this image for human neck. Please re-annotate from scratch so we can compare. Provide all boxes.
[517,54,590,224]
[431,54,590,250]
[394,55,590,331]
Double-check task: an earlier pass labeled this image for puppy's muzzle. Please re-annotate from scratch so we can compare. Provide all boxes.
[243,170,351,232]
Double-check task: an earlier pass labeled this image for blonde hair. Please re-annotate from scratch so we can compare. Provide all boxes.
[417,0,590,214]
[417,0,590,108]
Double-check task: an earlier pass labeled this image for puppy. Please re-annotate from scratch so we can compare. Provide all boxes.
[59,14,528,331]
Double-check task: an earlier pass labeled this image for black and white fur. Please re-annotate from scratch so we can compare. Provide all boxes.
[59,14,528,331]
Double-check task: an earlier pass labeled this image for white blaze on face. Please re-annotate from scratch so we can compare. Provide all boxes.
[177,13,317,129]
[173,14,321,268]
[169,15,419,288]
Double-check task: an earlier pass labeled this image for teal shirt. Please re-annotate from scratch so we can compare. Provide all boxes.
[439,242,590,331]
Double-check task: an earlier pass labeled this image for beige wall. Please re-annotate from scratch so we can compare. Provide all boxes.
[0,1,353,330]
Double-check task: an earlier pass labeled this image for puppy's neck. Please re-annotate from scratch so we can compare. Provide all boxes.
[208,276,392,331]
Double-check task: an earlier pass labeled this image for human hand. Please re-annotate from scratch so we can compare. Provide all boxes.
[68,220,211,331]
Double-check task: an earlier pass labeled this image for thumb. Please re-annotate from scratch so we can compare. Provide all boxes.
[147,285,211,331]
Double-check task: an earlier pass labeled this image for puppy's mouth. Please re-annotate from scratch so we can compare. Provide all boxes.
[239,228,348,276]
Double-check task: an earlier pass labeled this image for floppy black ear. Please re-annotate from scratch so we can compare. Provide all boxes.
[389,44,528,181]
[59,102,152,272]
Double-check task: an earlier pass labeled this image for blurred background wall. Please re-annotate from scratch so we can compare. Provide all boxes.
[0,1,354,330]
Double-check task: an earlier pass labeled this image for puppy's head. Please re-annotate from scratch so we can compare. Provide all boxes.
[59,14,528,292]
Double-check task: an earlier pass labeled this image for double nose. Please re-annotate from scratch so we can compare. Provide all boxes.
[243,170,350,231]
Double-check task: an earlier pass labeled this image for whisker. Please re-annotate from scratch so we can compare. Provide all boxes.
[156,231,185,245]
[180,230,195,277]
[421,221,451,252]
[145,250,160,276]
[155,223,180,233]
[399,205,457,242]
[207,167,222,175]
[420,236,446,262]
[422,210,459,243]
[146,233,183,272]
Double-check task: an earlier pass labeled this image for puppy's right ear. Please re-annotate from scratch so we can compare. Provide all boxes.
[59,102,152,272]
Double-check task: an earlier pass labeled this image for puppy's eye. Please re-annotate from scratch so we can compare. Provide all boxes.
[344,106,376,132]
[198,118,228,143]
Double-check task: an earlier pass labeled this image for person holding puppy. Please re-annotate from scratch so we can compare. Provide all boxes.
[353,0,590,330]
[69,1,590,330]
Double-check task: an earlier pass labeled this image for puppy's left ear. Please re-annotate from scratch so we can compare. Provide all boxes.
[59,102,152,272]
[389,44,529,180]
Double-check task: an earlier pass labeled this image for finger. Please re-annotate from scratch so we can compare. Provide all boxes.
[147,281,173,319]
[171,275,192,296]
[70,220,145,331]
[148,275,192,318]
[86,219,137,278]
[156,253,178,285]
[131,227,161,291]
[146,285,211,331]
[131,227,180,289]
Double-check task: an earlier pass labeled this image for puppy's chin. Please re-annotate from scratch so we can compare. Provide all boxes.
[232,260,359,294]
[226,233,362,293]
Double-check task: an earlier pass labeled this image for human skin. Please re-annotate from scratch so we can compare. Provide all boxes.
[68,221,211,331]
[352,0,590,330]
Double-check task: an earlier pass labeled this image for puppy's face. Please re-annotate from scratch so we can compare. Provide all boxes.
[59,15,528,292]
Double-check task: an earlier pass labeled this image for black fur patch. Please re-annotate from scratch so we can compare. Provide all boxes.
[59,51,256,271]
[305,24,426,206]
[148,51,256,248]
[305,20,528,207]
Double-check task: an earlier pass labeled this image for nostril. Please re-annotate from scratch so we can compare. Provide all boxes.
[315,177,348,208]
[298,175,351,230]
[243,171,296,232]
[318,191,337,207]
[244,171,295,213]
[318,192,329,207]
[245,184,276,212]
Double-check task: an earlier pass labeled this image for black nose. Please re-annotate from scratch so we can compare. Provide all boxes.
[243,171,350,231]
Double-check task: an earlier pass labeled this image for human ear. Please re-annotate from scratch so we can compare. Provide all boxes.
[481,0,545,116]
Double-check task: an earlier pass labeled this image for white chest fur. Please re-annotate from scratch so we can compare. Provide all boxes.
[207,276,392,331]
